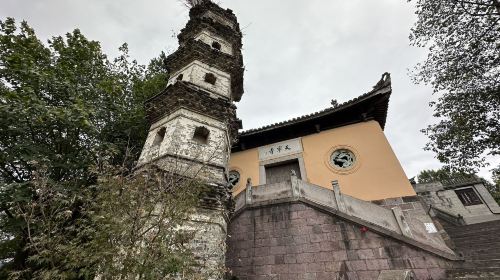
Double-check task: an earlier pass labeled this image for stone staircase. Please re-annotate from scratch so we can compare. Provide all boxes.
[441,219,500,279]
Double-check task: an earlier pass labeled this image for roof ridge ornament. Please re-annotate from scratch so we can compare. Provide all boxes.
[373,72,391,90]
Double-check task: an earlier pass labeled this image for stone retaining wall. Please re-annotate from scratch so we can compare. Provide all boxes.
[226,202,456,280]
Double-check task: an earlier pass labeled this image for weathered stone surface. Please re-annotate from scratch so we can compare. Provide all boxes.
[377,270,415,280]
[226,202,455,280]
[137,2,242,279]
[441,218,500,279]
[189,0,240,31]
[237,178,456,257]
[187,208,229,279]
[138,108,231,170]
[163,39,244,102]
[414,181,500,225]
[167,60,232,99]
[144,82,240,140]
[178,17,242,51]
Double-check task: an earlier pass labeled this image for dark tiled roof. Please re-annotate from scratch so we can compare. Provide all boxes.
[233,73,392,151]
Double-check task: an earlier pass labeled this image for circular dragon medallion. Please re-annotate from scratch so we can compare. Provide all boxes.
[228,170,240,188]
[330,149,356,170]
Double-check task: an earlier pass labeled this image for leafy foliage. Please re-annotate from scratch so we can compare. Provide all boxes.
[8,163,206,280]
[0,18,174,279]
[409,0,500,172]
[88,169,202,279]
[492,166,500,203]
[417,168,471,184]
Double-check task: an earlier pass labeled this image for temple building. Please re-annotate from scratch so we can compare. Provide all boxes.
[136,1,500,279]
[228,73,415,201]
[414,178,500,225]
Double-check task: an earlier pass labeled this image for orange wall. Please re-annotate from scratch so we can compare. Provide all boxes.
[229,120,416,201]
[228,147,259,195]
[301,121,415,200]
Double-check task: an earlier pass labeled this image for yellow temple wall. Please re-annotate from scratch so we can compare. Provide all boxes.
[228,147,260,193]
[229,120,416,201]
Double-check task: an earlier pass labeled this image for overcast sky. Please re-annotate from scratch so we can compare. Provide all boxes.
[2,0,497,180]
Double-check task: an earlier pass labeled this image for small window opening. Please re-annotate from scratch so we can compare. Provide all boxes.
[153,127,166,146]
[176,74,184,81]
[204,73,217,85]
[212,41,221,51]
[193,126,210,144]
[455,188,483,206]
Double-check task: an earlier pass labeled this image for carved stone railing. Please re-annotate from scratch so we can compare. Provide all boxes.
[233,173,458,260]
[235,175,405,235]
[428,205,466,226]
[441,176,482,189]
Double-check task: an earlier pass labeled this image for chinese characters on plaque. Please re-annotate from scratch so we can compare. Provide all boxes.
[258,138,303,160]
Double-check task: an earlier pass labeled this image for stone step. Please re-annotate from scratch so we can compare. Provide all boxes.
[443,220,500,278]
[446,222,500,233]
[460,259,500,268]
[449,222,500,228]
[455,247,500,255]
[444,277,500,280]
[450,228,500,235]
[456,249,500,258]
[448,228,500,237]
[453,236,500,244]
[452,236,500,243]
[454,241,500,250]
[453,235,500,242]
[447,268,500,278]
[468,253,500,260]
[445,221,500,229]
[459,243,500,249]
[458,220,500,227]
[450,232,500,240]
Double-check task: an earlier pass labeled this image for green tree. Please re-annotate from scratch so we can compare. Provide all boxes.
[0,18,170,278]
[492,166,500,203]
[409,0,500,172]
[417,167,500,203]
[417,168,471,184]
[9,162,206,280]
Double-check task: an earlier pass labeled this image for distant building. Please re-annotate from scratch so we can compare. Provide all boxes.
[413,178,500,225]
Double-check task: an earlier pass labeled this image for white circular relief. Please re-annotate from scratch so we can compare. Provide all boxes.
[330,149,356,170]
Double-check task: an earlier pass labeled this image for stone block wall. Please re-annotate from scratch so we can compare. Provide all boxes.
[372,196,455,252]
[226,202,455,280]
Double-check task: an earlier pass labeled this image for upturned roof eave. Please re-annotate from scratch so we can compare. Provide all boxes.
[238,73,392,138]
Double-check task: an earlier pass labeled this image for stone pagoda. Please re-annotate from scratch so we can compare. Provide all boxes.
[136,0,244,277]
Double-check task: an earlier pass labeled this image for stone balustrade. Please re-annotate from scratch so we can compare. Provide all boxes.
[233,173,457,259]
